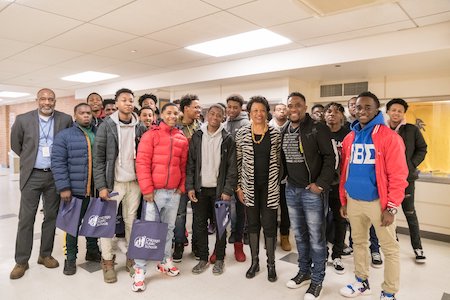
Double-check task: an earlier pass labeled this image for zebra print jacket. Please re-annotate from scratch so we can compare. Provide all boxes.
[235,124,281,209]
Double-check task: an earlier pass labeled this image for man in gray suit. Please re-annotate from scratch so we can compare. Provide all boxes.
[10,88,72,279]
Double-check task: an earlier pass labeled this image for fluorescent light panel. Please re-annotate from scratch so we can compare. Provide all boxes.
[185,29,292,57]
[0,91,30,98]
[62,71,119,83]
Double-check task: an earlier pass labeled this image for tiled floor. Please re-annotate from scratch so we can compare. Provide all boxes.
[1,169,449,300]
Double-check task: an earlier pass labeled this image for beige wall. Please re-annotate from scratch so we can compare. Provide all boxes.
[397,181,450,236]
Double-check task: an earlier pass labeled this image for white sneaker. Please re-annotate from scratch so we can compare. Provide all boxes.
[340,277,371,298]
[157,258,180,277]
[414,249,426,263]
[332,258,345,274]
[371,252,383,268]
[131,268,146,292]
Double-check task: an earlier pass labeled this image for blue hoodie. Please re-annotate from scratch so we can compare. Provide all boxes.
[345,111,385,201]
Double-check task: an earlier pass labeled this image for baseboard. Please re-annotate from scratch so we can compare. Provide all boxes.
[397,226,450,243]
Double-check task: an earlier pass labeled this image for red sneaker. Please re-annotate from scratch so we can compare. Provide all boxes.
[209,249,217,264]
[234,242,246,262]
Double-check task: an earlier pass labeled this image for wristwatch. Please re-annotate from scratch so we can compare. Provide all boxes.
[386,207,398,215]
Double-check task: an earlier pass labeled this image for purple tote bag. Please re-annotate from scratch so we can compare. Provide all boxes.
[215,200,231,240]
[56,196,83,237]
[79,196,117,238]
[127,201,168,261]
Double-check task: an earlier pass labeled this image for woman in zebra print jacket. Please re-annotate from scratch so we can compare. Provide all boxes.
[235,96,281,283]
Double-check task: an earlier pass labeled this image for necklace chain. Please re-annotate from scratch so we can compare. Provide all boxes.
[251,124,268,144]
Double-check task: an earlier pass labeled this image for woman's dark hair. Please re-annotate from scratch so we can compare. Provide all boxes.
[247,95,270,113]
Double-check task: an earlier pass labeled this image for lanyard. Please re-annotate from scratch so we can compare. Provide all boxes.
[39,116,53,145]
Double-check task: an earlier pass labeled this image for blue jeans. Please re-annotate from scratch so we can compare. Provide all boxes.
[135,189,180,271]
[285,183,327,285]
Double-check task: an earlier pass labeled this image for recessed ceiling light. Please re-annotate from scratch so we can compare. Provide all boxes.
[61,71,119,83]
[185,29,292,57]
[0,91,30,98]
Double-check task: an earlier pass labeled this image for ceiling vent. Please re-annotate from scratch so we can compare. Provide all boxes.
[320,84,342,97]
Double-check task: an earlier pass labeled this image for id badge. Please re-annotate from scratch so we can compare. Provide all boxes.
[42,146,50,157]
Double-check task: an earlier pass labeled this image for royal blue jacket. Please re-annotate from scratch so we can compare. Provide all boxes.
[51,122,96,196]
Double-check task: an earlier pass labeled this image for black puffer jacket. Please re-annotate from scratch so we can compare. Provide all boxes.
[397,123,427,181]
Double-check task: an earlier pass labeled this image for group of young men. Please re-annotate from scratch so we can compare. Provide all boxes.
[9,87,427,300]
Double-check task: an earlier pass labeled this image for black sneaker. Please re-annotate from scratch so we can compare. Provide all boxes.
[85,251,102,262]
[286,272,311,289]
[192,260,209,274]
[371,252,383,268]
[173,243,184,263]
[63,259,76,276]
[414,249,426,263]
[305,283,322,300]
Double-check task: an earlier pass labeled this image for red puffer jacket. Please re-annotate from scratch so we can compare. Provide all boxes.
[136,121,188,195]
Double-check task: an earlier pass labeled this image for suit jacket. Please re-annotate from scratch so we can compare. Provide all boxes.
[10,109,72,190]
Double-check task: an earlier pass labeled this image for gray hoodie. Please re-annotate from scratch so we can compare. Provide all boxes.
[224,111,250,138]
[200,122,224,188]
[110,111,139,182]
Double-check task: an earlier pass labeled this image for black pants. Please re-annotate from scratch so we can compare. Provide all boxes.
[401,181,422,250]
[192,188,227,261]
[246,182,277,238]
[279,183,290,235]
[327,185,347,259]
[15,169,60,264]
[232,192,246,242]
[66,196,99,261]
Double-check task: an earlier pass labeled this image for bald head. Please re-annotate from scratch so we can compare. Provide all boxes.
[36,88,56,116]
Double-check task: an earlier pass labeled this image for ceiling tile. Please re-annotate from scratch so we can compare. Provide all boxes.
[271,2,409,42]
[0,4,82,43]
[93,37,177,60]
[9,45,83,65]
[92,0,219,36]
[55,54,123,72]
[146,11,258,47]
[201,0,256,9]
[301,20,415,46]
[99,61,162,77]
[399,0,450,18]
[15,0,136,21]
[133,49,209,68]
[43,23,136,53]
[0,58,47,74]
[414,12,450,27]
[0,0,13,10]
[228,0,312,27]
[0,71,16,81]
[0,38,33,60]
